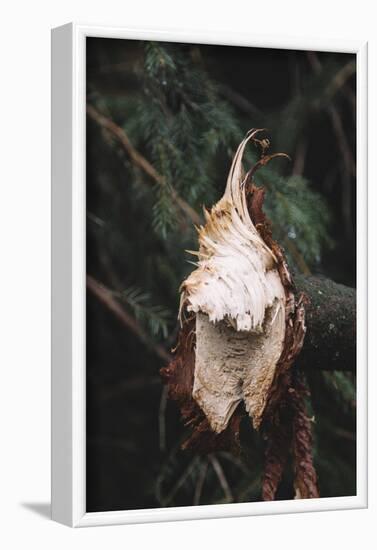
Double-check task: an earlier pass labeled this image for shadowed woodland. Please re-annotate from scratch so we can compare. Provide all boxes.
[86,38,356,512]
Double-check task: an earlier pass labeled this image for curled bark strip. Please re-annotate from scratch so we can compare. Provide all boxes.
[160,313,196,412]
[291,375,320,499]
[173,131,290,434]
[262,402,293,501]
[160,314,242,453]
[262,371,319,500]
[246,183,308,425]
[248,182,318,499]
[261,293,308,424]
[245,152,291,181]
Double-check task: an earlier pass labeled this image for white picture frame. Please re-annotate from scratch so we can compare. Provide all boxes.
[51,22,368,527]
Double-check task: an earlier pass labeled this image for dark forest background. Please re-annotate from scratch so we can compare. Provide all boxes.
[86,38,356,512]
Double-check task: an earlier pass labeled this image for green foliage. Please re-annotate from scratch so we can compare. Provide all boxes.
[86,39,356,510]
[92,41,334,273]
[260,171,334,266]
[151,181,178,240]
[306,369,356,498]
[321,371,356,412]
[117,286,171,339]
[124,42,242,233]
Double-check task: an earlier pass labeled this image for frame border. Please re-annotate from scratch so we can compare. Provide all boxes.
[51,23,368,527]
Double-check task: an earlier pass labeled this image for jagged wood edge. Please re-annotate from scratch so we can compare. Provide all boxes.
[161,175,306,453]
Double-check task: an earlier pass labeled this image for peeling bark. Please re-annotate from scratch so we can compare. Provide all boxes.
[160,314,242,454]
[177,132,299,433]
[291,375,320,499]
[162,131,307,443]
[262,372,320,500]
[262,401,292,501]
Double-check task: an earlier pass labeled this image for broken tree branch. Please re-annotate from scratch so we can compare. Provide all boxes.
[193,459,209,505]
[88,274,355,373]
[218,84,264,120]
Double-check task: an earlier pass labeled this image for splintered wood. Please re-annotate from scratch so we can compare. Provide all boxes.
[194,304,285,432]
[180,132,286,431]
[161,130,310,479]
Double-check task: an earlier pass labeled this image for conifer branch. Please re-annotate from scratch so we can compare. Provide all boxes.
[86,105,202,227]
[87,275,171,363]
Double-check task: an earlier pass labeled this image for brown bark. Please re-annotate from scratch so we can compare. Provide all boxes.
[160,314,242,454]
[291,374,320,499]
[295,275,356,373]
[262,401,293,500]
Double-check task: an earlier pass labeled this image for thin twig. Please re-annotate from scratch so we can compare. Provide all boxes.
[87,104,202,227]
[342,85,356,122]
[307,52,356,102]
[333,427,356,441]
[237,476,262,502]
[292,139,308,176]
[328,106,356,177]
[87,275,171,363]
[209,454,233,503]
[217,451,250,475]
[330,109,355,238]
[163,457,200,506]
[306,52,355,238]
[218,84,264,119]
[307,52,355,176]
[193,459,209,505]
